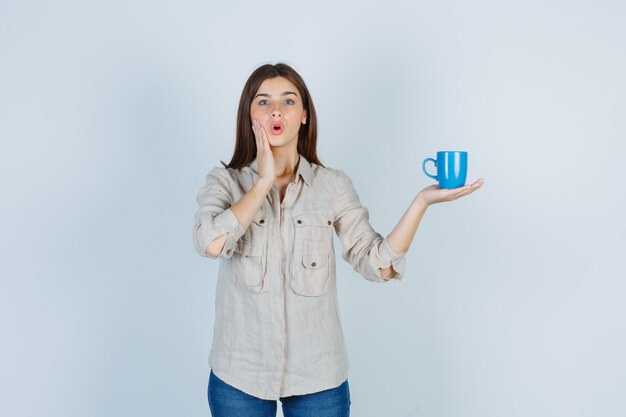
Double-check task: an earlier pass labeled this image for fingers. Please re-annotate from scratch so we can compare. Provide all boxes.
[252,119,261,151]
[252,119,270,152]
[449,179,485,200]
[252,119,274,179]
[471,178,485,188]
[261,124,270,152]
[252,120,263,177]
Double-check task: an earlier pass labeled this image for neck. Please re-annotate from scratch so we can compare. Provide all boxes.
[271,148,300,179]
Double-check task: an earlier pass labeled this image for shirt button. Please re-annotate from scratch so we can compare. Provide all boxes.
[226,249,232,255]
[311,262,316,267]
[259,219,265,224]
[327,220,332,225]
[297,220,302,224]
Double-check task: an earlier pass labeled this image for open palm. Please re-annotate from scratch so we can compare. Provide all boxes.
[417,178,485,206]
[252,119,276,183]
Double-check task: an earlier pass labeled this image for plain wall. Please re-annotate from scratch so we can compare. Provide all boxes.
[1,1,625,416]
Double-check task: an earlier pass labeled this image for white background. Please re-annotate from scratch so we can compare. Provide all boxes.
[1,1,625,416]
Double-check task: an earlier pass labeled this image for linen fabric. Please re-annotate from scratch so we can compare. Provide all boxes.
[193,153,407,400]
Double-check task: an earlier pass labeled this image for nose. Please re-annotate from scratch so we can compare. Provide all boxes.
[271,106,283,119]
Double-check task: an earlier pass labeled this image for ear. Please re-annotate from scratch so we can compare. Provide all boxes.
[302,110,307,125]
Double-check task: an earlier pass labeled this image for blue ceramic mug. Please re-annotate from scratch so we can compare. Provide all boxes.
[422,151,468,189]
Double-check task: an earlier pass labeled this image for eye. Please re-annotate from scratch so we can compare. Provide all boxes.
[284,99,295,105]
[258,99,269,105]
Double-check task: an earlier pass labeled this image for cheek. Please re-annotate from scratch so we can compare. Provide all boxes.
[250,107,270,121]
[285,107,304,120]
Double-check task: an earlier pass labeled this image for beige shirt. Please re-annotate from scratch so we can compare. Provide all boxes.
[192,154,407,400]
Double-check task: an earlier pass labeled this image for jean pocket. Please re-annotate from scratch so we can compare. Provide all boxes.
[291,239,330,297]
[231,239,267,293]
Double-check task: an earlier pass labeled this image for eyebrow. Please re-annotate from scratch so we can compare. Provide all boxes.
[254,91,298,99]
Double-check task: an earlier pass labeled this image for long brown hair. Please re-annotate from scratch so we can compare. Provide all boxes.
[220,63,324,169]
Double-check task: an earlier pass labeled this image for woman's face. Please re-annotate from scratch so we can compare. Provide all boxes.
[249,76,307,150]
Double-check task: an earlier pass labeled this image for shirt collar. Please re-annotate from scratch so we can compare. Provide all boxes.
[249,153,312,187]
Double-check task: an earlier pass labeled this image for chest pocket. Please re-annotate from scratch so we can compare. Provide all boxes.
[292,211,334,247]
[291,211,334,297]
[231,210,268,293]
[242,209,268,246]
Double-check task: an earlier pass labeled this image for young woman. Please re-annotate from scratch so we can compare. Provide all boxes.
[193,62,484,417]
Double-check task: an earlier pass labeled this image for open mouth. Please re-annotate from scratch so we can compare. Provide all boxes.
[271,122,284,135]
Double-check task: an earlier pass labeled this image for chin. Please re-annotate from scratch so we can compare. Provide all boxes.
[269,134,296,148]
[269,135,285,144]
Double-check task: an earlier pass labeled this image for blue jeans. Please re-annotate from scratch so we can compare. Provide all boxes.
[208,369,351,417]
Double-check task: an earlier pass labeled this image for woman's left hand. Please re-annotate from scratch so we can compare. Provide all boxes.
[416,178,485,207]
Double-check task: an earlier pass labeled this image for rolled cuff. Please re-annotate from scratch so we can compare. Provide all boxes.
[371,237,407,282]
[194,208,246,259]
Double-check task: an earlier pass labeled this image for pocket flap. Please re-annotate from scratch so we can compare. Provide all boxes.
[251,209,267,227]
[293,211,334,228]
[302,254,328,269]
[234,240,263,257]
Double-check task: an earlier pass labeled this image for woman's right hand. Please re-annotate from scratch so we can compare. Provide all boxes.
[252,119,276,186]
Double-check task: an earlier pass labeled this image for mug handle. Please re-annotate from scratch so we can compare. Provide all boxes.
[422,158,438,180]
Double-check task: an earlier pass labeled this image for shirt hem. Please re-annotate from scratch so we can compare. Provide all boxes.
[210,367,349,401]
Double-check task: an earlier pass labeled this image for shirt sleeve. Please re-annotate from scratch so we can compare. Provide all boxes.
[192,167,246,259]
[332,170,407,282]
